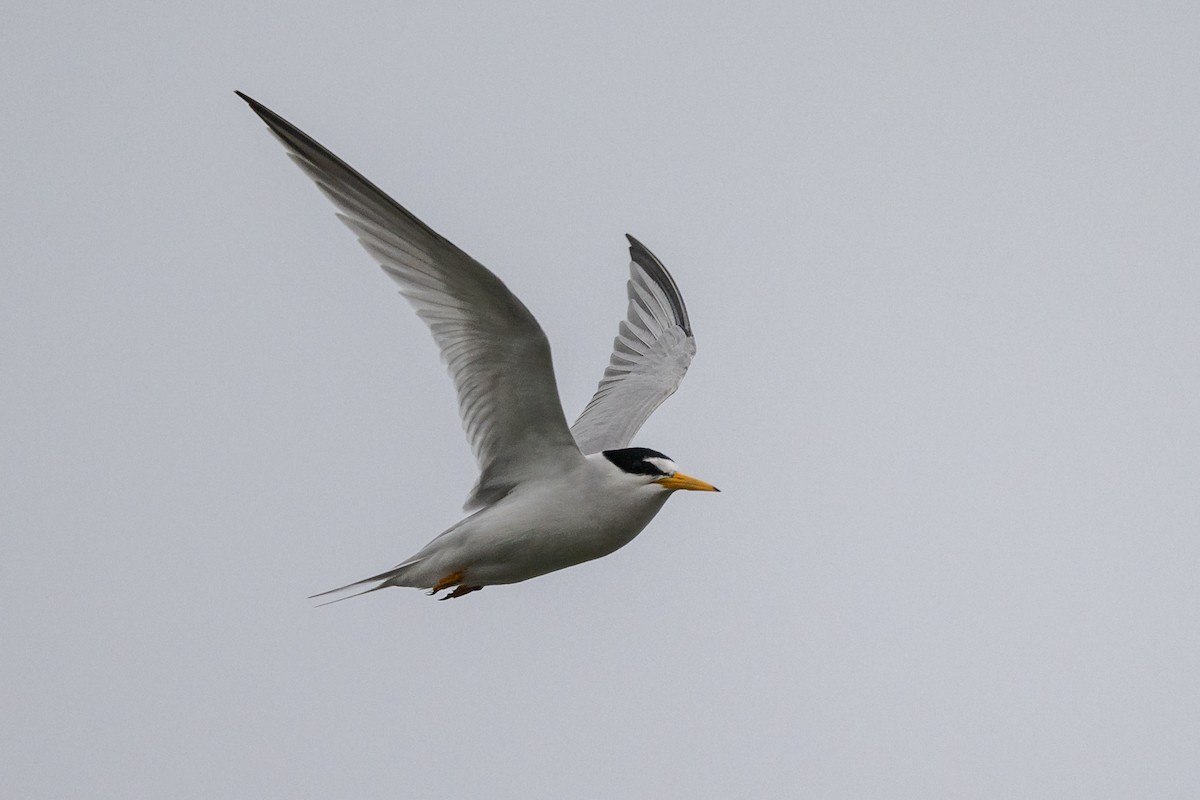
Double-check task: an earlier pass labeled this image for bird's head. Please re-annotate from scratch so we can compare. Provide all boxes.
[602,447,719,493]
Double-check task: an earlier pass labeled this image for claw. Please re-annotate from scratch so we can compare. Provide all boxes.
[439,585,483,600]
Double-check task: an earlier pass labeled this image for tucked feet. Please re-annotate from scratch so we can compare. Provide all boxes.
[428,571,464,596]
[427,572,483,600]
[439,585,483,600]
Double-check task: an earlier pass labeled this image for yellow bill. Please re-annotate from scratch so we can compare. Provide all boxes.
[655,472,720,492]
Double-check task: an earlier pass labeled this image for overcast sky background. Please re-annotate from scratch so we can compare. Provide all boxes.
[4,2,1198,798]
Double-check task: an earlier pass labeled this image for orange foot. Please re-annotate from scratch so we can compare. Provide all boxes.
[439,585,483,601]
[428,571,464,596]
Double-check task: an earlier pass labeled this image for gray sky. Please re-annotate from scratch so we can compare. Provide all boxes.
[4,2,1198,797]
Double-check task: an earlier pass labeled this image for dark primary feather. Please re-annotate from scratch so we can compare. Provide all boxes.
[569,237,697,455]
[625,234,691,336]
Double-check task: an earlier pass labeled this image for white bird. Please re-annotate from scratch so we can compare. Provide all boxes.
[238,92,718,602]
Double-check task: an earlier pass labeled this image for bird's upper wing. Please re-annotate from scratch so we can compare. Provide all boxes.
[238,93,583,510]
[570,235,696,454]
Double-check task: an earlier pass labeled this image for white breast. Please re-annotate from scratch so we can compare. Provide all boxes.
[403,454,671,587]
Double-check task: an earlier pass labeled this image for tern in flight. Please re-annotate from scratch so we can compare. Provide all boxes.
[238,92,718,602]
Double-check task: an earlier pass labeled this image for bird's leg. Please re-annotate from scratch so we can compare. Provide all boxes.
[428,571,464,596]
[439,585,483,600]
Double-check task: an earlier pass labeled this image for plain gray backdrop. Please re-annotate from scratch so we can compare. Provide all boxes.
[4,2,1197,797]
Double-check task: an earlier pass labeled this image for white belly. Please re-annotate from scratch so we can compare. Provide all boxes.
[403,464,672,587]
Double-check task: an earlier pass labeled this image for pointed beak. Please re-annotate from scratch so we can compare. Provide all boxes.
[654,472,720,492]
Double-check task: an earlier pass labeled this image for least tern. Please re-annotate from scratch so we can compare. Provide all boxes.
[238,92,718,602]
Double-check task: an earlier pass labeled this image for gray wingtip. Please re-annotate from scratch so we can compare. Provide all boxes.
[623,233,692,335]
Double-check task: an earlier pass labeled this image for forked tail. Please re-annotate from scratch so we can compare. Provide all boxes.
[308,558,424,606]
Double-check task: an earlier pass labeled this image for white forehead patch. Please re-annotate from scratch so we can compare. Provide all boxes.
[646,457,678,476]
